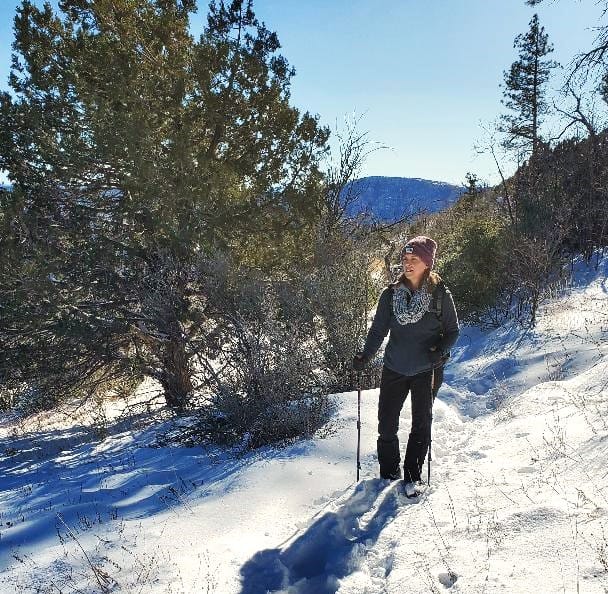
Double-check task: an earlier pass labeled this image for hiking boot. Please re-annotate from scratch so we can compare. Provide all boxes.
[403,481,418,497]
[380,468,402,480]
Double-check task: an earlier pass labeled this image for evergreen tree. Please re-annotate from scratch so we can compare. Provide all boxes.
[500,13,558,155]
[0,0,329,410]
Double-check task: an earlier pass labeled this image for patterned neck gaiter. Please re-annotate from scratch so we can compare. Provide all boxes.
[392,283,432,325]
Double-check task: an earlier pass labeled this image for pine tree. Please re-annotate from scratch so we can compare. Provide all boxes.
[500,13,558,155]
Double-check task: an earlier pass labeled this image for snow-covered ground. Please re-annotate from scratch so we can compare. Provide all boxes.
[2,254,608,593]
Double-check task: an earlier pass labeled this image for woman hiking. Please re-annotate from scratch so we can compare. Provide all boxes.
[353,236,459,497]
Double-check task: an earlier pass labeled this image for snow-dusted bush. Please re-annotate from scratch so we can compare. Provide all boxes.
[15,384,50,415]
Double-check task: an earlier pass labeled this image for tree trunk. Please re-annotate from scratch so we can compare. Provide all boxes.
[160,338,193,409]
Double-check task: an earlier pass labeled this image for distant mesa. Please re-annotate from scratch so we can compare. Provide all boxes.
[342,176,465,222]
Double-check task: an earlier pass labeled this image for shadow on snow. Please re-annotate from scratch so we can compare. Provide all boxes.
[0,411,313,567]
[239,478,416,594]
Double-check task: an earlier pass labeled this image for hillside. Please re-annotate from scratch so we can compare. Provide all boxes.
[1,254,607,593]
[343,176,465,222]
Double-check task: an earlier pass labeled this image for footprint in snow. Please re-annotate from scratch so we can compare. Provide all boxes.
[239,479,402,594]
[517,466,537,474]
[438,571,458,588]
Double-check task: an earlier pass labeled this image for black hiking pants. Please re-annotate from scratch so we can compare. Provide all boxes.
[377,365,444,483]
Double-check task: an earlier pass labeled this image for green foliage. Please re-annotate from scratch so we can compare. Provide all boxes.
[439,217,509,323]
[1,0,329,252]
[500,13,559,154]
[533,134,608,258]
[0,0,330,412]
[427,185,510,325]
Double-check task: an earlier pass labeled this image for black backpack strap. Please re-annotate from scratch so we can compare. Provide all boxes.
[431,281,446,336]
[432,281,449,364]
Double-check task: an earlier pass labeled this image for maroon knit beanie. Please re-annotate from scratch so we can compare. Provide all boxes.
[400,236,437,269]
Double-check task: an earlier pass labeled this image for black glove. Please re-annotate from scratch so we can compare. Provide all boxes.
[429,347,445,367]
[353,353,367,372]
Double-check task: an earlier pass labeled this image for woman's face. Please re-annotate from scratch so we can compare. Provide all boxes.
[402,253,428,285]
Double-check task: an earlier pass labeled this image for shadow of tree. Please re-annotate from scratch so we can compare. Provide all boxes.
[0,411,313,567]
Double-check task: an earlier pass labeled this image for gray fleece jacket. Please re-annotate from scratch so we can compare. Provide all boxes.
[362,281,460,377]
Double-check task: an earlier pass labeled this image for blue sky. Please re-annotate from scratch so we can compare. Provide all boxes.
[0,0,605,186]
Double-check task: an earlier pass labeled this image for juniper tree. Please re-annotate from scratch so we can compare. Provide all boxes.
[500,13,559,156]
[0,0,329,410]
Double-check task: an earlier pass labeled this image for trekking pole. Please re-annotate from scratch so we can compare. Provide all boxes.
[427,366,435,486]
[357,371,362,482]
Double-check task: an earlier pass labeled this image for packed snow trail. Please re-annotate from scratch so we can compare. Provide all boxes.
[239,479,428,594]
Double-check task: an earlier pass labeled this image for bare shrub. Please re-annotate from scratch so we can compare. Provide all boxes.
[303,236,381,392]
[194,255,334,449]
